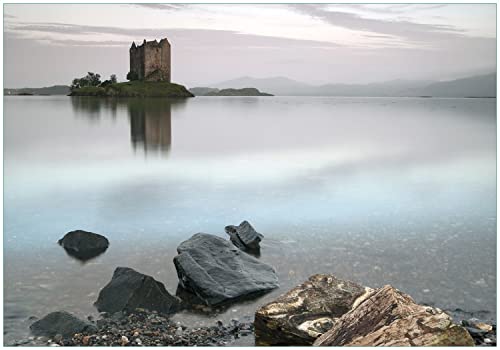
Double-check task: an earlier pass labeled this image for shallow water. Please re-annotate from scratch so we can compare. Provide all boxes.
[4,96,497,344]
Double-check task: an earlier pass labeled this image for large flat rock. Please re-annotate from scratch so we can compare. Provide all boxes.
[30,311,97,338]
[94,267,181,314]
[173,233,279,306]
[254,274,371,345]
[314,285,474,346]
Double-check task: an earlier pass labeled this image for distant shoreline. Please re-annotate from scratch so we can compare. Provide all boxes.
[5,94,496,99]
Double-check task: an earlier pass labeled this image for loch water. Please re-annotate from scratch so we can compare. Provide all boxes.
[4,96,496,344]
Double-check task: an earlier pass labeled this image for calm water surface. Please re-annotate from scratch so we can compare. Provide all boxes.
[4,96,497,344]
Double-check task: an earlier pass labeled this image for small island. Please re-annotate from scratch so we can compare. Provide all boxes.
[69,80,193,98]
[69,38,193,98]
[190,87,273,96]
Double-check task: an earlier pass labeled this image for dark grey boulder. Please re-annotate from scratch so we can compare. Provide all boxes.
[173,233,279,306]
[30,311,97,338]
[225,221,263,251]
[94,267,181,314]
[58,230,109,262]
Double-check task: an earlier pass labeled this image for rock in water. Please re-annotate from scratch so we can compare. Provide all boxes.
[58,230,109,262]
[254,274,371,345]
[313,285,474,346]
[173,233,279,306]
[30,311,97,338]
[225,221,263,251]
[94,267,181,314]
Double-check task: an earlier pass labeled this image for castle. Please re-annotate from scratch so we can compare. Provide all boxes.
[129,38,171,82]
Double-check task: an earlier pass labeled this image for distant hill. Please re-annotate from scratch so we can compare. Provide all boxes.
[4,85,70,96]
[214,76,312,96]
[189,87,220,96]
[210,74,496,97]
[404,73,496,98]
[191,87,273,96]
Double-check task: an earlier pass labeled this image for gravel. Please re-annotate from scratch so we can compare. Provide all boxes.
[11,309,254,346]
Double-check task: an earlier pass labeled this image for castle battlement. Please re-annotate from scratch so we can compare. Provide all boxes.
[129,38,171,82]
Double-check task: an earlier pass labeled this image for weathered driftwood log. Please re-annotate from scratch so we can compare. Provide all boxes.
[254,274,372,345]
[313,285,474,346]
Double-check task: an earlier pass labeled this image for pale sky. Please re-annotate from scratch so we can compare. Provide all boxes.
[4,3,497,88]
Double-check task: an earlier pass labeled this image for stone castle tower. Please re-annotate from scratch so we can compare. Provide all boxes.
[129,38,171,82]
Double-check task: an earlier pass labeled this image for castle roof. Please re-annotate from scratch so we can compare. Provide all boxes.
[131,38,170,49]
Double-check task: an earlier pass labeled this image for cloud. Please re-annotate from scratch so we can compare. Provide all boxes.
[288,4,471,45]
[6,22,342,49]
[336,4,448,15]
[128,4,188,11]
[41,38,129,47]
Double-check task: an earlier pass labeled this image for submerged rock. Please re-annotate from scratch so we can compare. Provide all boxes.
[58,230,109,262]
[30,311,97,338]
[94,267,181,314]
[314,285,474,346]
[224,221,263,252]
[173,233,279,306]
[254,274,371,345]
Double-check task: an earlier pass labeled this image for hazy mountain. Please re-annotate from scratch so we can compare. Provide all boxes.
[4,85,70,96]
[213,76,312,95]
[310,79,434,97]
[211,74,496,97]
[405,73,496,98]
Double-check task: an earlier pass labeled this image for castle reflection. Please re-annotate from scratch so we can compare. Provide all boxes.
[70,97,183,155]
[128,100,171,153]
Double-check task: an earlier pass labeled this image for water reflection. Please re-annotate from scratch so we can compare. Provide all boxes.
[70,97,180,155]
[70,97,118,120]
[60,245,108,263]
[128,100,171,154]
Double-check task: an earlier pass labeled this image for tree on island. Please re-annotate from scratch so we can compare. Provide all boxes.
[70,73,119,90]
[126,71,139,81]
[70,72,102,90]
[99,74,119,88]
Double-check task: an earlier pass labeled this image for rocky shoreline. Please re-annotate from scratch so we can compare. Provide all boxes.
[9,308,496,347]
[13,309,253,347]
[10,224,497,347]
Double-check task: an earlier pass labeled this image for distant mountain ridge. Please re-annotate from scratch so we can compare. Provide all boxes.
[7,73,497,98]
[404,74,496,98]
[208,73,496,97]
[4,85,70,96]
[190,87,273,96]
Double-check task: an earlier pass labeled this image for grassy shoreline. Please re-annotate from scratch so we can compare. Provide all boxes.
[69,81,194,98]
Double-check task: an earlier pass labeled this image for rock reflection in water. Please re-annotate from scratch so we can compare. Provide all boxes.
[61,246,109,263]
[70,97,182,155]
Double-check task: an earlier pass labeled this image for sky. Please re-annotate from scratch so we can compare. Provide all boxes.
[4,3,497,88]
